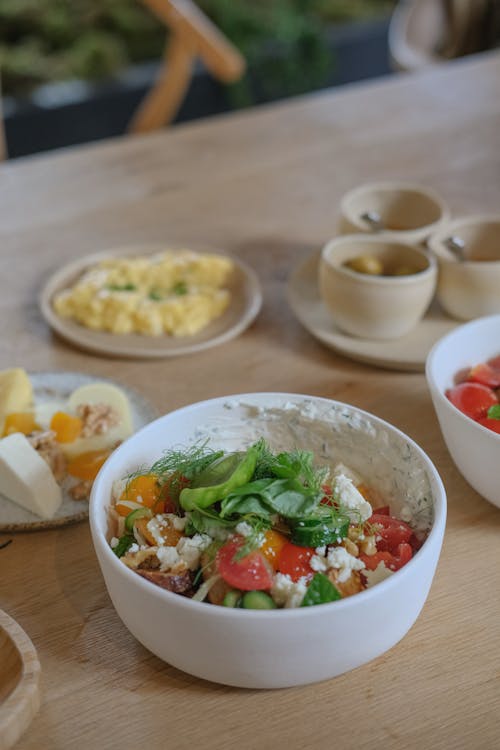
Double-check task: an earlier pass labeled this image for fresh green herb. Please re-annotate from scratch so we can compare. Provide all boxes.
[254,444,328,493]
[149,441,223,484]
[487,404,500,420]
[180,443,261,511]
[112,534,135,557]
[220,477,320,520]
[184,507,234,537]
[301,573,341,607]
[171,281,188,296]
[107,283,137,292]
[148,289,163,301]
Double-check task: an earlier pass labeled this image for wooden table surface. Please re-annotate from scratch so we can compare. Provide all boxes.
[1,51,500,750]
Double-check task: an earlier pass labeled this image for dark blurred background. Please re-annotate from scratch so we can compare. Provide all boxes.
[1,0,498,159]
[0,0,397,157]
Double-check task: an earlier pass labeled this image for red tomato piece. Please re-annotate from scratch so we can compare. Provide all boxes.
[391,542,413,570]
[360,543,413,573]
[360,550,394,571]
[369,514,413,552]
[372,505,390,516]
[160,474,189,514]
[278,542,315,582]
[477,417,500,434]
[446,382,498,421]
[216,538,273,591]
[467,363,500,389]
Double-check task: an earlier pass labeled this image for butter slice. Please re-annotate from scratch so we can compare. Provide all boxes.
[0,433,62,519]
[0,368,33,434]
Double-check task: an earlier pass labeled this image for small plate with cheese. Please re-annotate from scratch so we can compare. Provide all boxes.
[0,369,156,531]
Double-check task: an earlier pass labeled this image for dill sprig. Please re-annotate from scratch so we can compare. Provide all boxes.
[149,440,223,483]
[253,440,328,493]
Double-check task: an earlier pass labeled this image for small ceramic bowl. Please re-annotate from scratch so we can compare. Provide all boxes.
[426,314,500,509]
[318,235,437,339]
[339,182,449,245]
[90,393,446,688]
[428,215,500,321]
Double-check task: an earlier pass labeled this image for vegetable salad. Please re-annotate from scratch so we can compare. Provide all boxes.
[110,440,424,608]
[446,355,500,435]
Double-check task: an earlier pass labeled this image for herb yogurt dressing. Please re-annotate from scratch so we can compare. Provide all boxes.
[191,397,434,536]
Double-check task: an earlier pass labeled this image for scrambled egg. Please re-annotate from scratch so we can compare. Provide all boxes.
[53,250,234,336]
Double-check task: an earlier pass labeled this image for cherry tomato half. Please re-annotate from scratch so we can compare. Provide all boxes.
[216,538,273,591]
[467,362,500,389]
[446,382,498,421]
[360,542,412,573]
[477,417,500,434]
[278,542,315,582]
[369,514,413,552]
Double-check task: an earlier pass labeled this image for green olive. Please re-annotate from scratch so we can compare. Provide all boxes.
[344,254,384,275]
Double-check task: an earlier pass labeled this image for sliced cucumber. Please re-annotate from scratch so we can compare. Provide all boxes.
[241,591,277,610]
[124,506,152,532]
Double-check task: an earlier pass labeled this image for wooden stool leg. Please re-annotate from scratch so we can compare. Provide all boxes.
[129,34,194,134]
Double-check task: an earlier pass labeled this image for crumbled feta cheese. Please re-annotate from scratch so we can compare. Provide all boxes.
[172,515,187,531]
[176,533,212,570]
[110,537,119,549]
[332,462,363,486]
[363,561,394,588]
[315,545,326,557]
[326,546,365,582]
[156,545,181,571]
[333,473,372,522]
[128,543,140,554]
[271,573,308,608]
[310,554,328,572]
[146,517,167,546]
[235,521,253,537]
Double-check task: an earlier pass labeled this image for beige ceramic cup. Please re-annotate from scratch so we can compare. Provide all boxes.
[428,215,500,321]
[319,234,437,339]
[339,181,449,245]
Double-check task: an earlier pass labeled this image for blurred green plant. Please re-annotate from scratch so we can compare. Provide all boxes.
[0,0,395,99]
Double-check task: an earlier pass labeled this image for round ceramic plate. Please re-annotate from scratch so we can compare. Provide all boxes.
[287,252,459,372]
[39,245,263,358]
[0,372,157,532]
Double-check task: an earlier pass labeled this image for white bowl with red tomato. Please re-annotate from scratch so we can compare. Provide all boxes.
[89,393,446,688]
[426,314,500,509]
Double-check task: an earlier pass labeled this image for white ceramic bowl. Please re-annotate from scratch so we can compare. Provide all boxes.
[426,315,500,509]
[428,215,500,321]
[339,181,449,244]
[90,393,446,689]
[319,234,437,339]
